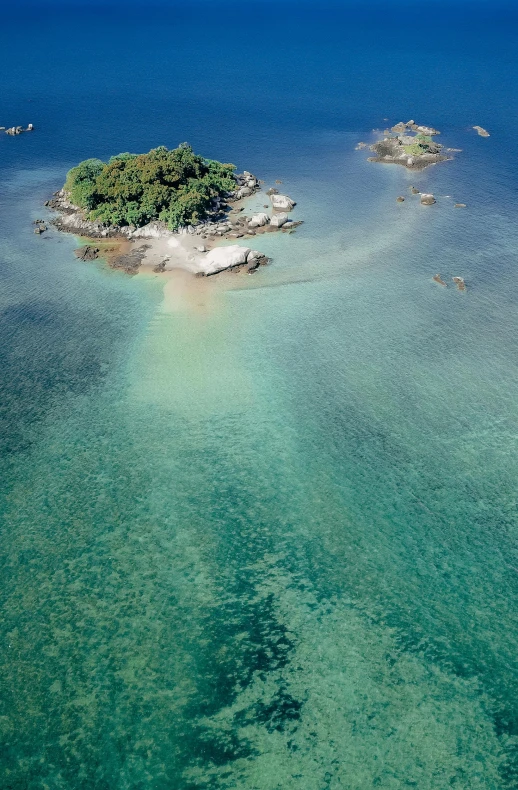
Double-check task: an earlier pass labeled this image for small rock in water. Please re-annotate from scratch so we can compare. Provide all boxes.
[270,194,296,211]
[454,203,467,208]
[420,193,436,205]
[473,125,490,137]
[411,187,420,195]
[453,276,466,291]
[433,274,447,286]
[396,196,405,202]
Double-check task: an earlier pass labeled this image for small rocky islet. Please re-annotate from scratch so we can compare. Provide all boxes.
[357,120,473,289]
[2,123,34,135]
[358,120,450,170]
[45,144,301,276]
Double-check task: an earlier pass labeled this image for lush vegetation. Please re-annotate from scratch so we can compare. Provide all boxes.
[64,144,236,230]
[403,134,435,157]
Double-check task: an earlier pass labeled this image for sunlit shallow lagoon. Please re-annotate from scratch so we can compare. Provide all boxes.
[1,3,518,787]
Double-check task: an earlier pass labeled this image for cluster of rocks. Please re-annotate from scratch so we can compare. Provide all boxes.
[433,274,466,291]
[361,120,449,170]
[397,185,467,209]
[33,219,47,234]
[395,187,437,206]
[229,170,261,200]
[2,124,34,135]
[390,120,440,136]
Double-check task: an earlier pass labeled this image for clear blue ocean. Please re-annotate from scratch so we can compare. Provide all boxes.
[2,2,518,787]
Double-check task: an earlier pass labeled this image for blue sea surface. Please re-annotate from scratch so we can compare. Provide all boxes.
[1,3,518,787]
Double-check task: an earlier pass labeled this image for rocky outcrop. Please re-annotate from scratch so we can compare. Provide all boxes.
[74,246,100,261]
[270,212,289,228]
[433,274,447,286]
[270,194,296,211]
[366,121,449,170]
[420,193,436,205]
[132,222,172,238]
[248,212,270,228]
[198,246,269,276]
[202,245,251,275]
[5,124,33,135]
[112,245,151,275]
[473,126,490,137]
[453,276,466,291]
[392,121,439,136]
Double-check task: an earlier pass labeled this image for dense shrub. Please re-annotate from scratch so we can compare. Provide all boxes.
[64,144,236,230]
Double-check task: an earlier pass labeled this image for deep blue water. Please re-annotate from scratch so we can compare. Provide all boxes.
[1,3,518,788]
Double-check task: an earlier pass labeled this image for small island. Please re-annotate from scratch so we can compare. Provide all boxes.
[362,120,451,170]
[47,144,300,276]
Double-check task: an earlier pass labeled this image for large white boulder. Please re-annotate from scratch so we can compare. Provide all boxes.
[202,245,251,275]
[270,212,288,228]
[270,194,296,211]
[248,212,270,228]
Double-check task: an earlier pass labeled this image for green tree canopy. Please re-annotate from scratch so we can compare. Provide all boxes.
[64,145,236,231]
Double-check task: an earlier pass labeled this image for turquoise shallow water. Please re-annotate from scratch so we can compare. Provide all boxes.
[2,3,518,788]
